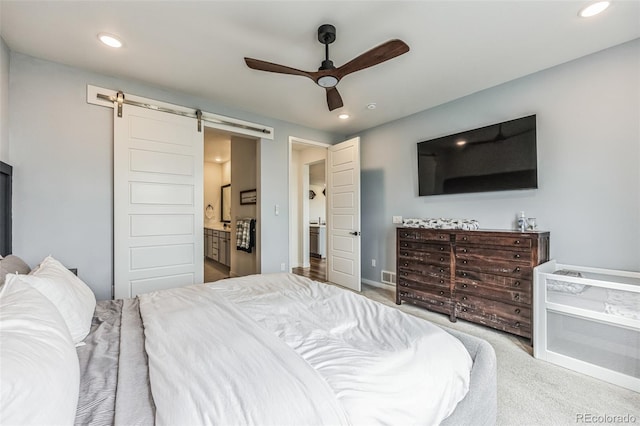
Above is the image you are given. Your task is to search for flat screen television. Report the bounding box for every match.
[417,115,537,196]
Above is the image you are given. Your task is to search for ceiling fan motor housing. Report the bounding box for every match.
[318,24,336,45]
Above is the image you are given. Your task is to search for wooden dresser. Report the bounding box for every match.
[396,228,549,339]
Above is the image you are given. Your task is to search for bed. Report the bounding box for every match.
[534,260,640,392]
[1,254,497,425]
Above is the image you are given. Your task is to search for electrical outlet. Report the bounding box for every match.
[371,259,376,267]
[392,216,403,224]
[280,262,286,271]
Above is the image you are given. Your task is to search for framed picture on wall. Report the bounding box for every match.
[240,189,257,205]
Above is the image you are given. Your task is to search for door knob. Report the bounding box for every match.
[349,231,361,236]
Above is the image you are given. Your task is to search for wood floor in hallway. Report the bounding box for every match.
[292,256,326,282]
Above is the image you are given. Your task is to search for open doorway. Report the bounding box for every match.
[204,127,258,282]
[289,138,329,282]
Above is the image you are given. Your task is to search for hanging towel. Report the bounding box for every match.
[236,219,255,253]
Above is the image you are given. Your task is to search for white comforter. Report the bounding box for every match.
[139,273,472,425]
[139,284,350,426]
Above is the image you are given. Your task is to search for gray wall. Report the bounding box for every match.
[0,37,9,162]
[359,39,640,284]
[9,52,340,300]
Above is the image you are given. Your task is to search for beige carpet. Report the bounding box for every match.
[359,284,639,426]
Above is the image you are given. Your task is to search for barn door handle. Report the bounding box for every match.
[349,231,361,236]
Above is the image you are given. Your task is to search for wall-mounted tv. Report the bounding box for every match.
[417,115,537,196]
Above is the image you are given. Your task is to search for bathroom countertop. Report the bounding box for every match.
[204,225,230,232]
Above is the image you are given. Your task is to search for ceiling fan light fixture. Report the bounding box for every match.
[317,75,339,88]
[98,33,123,48]
[578,1,611,17]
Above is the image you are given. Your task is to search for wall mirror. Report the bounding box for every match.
[221,184,231,223]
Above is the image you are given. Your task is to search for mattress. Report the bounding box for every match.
[75,273,497,425]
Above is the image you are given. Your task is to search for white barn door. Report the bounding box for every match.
[327,137,361,291]
[114,104,203,298]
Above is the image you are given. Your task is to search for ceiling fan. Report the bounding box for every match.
[244,24,410,111]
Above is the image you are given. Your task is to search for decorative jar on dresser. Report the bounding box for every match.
[396,228,550,340]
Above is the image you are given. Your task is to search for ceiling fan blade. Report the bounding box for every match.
[335,39,409,79]
[244,57,315,80]
[326,87,343,111]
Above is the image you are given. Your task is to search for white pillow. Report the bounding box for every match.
[0,274,80,425]
[21,255,96,343]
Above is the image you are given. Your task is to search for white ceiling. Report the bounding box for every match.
[1,1,638,135]
[204,127,231,164]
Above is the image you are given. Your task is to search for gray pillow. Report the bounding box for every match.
[0,255,31,286]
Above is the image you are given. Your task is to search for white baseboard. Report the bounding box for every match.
[361,278,395,290]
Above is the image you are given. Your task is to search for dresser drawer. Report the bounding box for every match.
[398,248,449,266]
[398,289,452,315]
[398,229,451,243]
[398,273,449,289]
[457,260,532,279]
[455,305,531,338]
[398,259,448,276]
[455,270,531,291]
[455,281,531,305]
[456,234,532,248]
[398,278,450,296]
[456,293,530,319]
[398,240,449,254]
[456,245,531,264]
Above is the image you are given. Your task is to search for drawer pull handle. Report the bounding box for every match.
[440,247,445,251]
[515,321,521,328]
[439,279,444,284]
[462,248,468,253]
[402,243,408,247]
[462,236,468,241]
[404,263,408,267]
[515,267,521,272]
[462,283,468,288]
[515,240,521,245]
[515,308,521,314]
[514,254,521,259]
[403,272,408,276]
[439,257,445,262]
[463,260,468,264]
[514,280,521,286]
[461,272,467,277]
[514,294,520,300]
[439,268,444,273]
[462,308,467,312]
[402,252,408,256]
[439,291,444,295]
[439,301,444,305]
[462,296,467,301]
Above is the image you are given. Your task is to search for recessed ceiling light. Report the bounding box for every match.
[578,1,611,18]
[338,113,350,120]
[367,103,377,110]
[214,157,222,162]
[456,140,467,146]
[98,33,123,48]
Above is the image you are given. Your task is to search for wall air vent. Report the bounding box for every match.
[381,270,396,285]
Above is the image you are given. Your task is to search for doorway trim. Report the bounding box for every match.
[288,136,330,273]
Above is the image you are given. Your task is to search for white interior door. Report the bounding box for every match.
[327,137,361,291]
[114,104,203,298]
